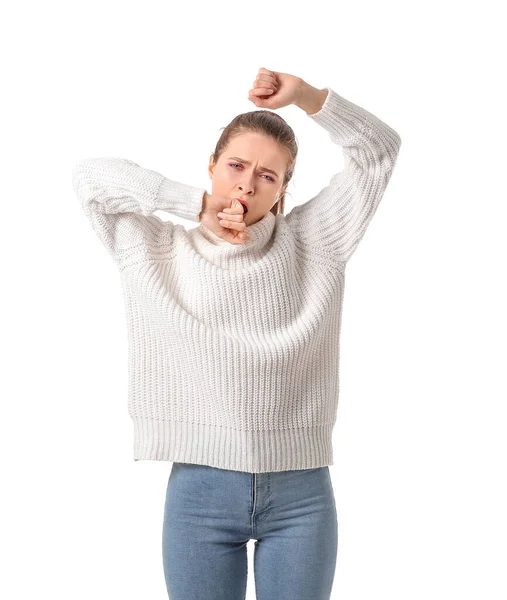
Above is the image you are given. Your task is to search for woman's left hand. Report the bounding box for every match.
[247,68,303,110]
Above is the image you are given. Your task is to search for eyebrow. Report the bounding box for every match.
[226,157,279,179]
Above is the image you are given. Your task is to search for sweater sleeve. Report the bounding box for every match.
[72,157,206,264]
[285,88,402,263]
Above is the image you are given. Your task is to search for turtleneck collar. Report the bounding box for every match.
[188,210,277,268]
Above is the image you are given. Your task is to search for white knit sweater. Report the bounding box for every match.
[72,87,401,473]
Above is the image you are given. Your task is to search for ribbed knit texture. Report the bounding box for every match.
[72,87,401,473]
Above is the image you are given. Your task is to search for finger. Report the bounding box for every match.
[217,212,243,222]
[223,230,249,244]
[253,79,277,92]
[254,77,277,88]
[219,219,248,232]
[222,206,243,215]
[229,199,247,214]
[249,88,274,97]
[258,68,276,78]
[255,74,278,88]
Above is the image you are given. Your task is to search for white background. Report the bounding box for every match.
[2,0,506,598]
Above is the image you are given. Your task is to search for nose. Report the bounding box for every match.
[238,178,254,195]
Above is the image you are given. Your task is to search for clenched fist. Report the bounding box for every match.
[247,67,303,110]
[200,193,250,245]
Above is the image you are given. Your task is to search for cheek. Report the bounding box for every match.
[214,167,235,185]
[211,169,227,192]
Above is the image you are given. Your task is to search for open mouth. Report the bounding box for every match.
[238,201,248,214]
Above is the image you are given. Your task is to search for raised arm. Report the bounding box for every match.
[71,157,206,266]
[285,84,402,263]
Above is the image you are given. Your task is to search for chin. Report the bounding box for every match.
[248,216,262,226]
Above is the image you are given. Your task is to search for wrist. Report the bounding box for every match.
[294,80,328,115]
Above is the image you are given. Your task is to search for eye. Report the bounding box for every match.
[229,163,275,182]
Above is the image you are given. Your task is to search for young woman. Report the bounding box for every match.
[72,67,401,600]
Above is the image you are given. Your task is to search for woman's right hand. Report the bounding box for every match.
[199,193,250,245]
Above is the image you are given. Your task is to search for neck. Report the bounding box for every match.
[189,211,278,268]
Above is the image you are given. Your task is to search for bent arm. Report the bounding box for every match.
[286,87,402,263]
[72,157,206,265]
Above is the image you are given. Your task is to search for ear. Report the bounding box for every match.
[208,154,215,180]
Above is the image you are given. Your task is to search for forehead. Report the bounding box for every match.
[225,132,285,168]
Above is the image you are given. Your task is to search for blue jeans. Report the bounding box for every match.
[162,462,338,600]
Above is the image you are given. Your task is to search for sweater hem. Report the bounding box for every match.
[131,418,335,474]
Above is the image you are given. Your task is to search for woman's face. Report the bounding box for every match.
[208,132,288,226]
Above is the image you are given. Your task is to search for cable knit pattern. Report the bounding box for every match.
[72,87,401,473]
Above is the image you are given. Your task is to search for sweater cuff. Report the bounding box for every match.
[157,178,206,223]
[307,87,369,143]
